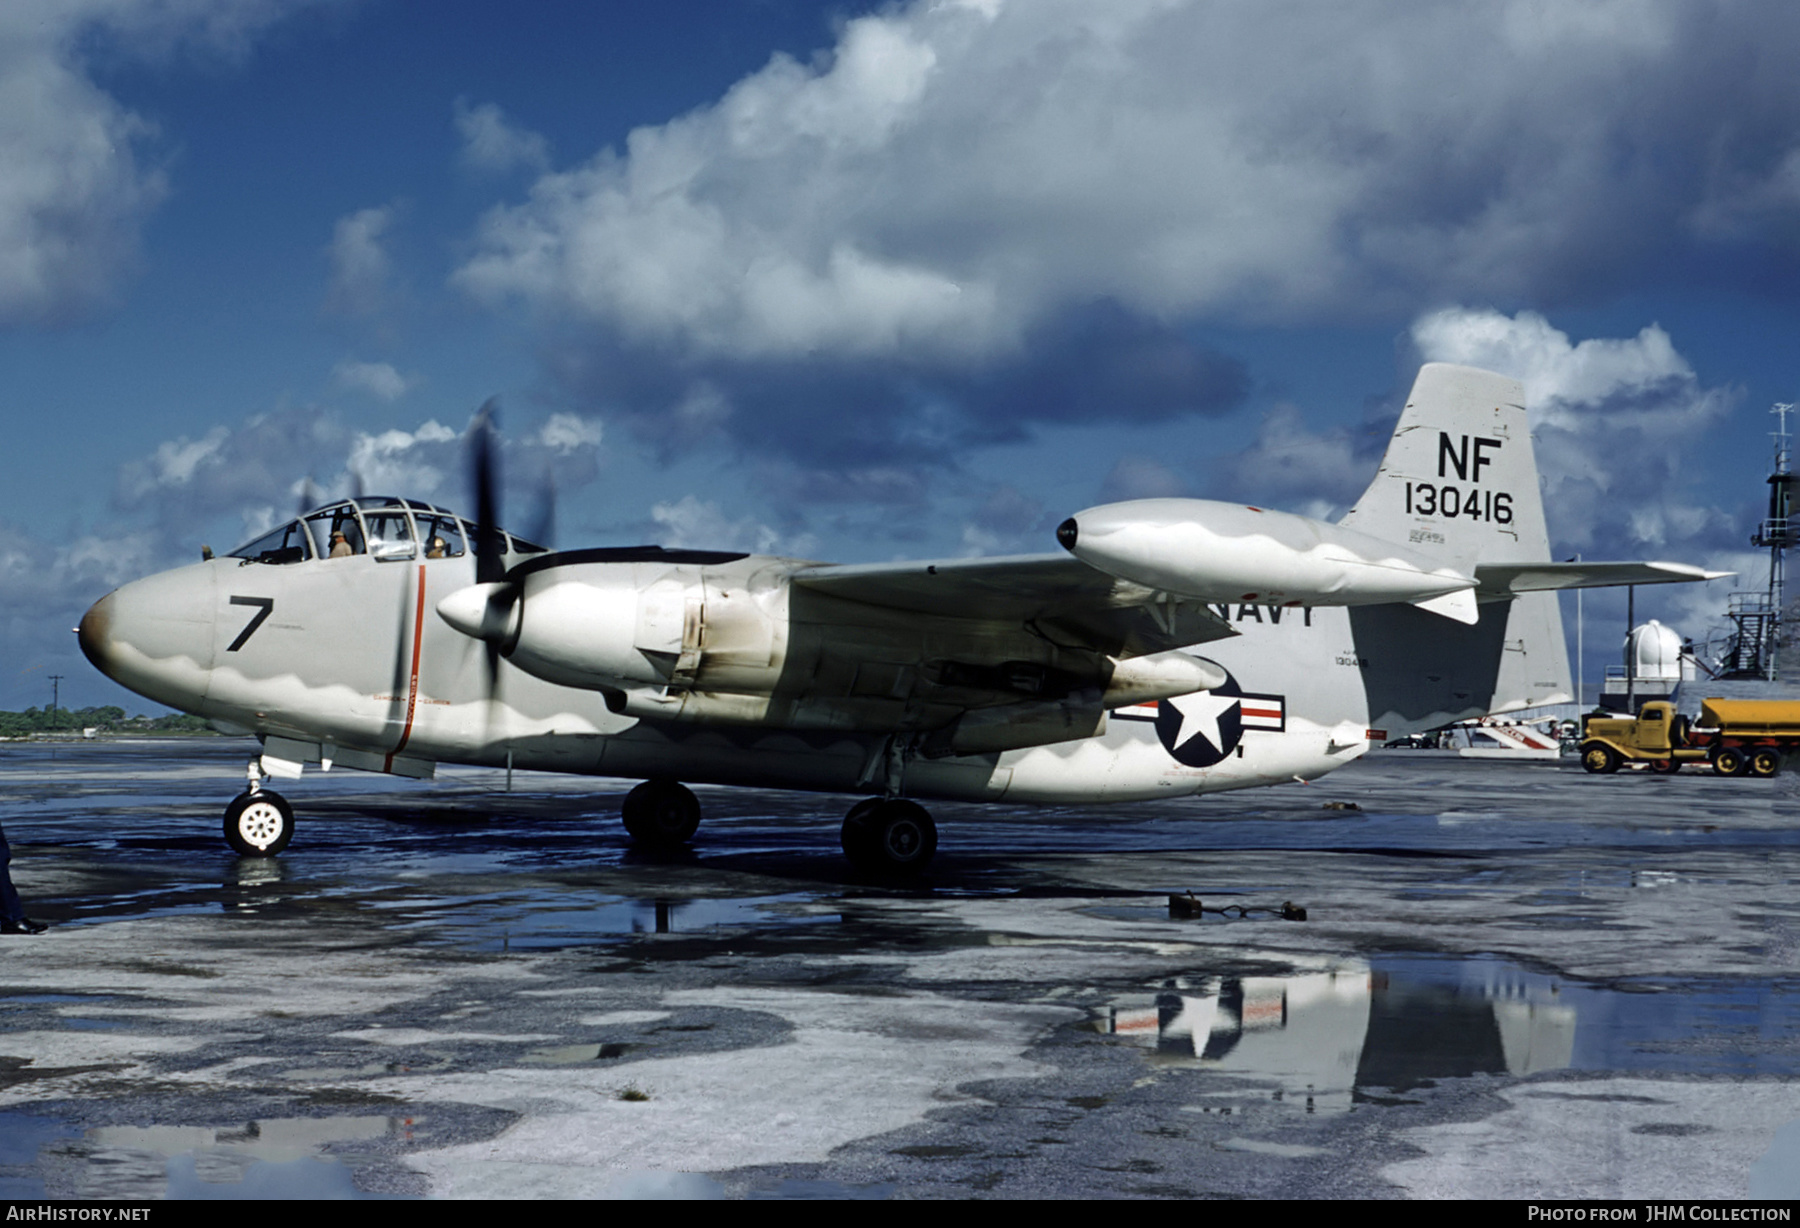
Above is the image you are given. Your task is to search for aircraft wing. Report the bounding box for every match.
[1474,560,1732,599]
[791,552,1237,657]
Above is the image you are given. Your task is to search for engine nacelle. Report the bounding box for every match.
[438,561,787,698]
[507,570,671,690]
[1058,498,1476,621]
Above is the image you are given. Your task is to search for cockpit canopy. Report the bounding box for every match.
[228,497,548,566]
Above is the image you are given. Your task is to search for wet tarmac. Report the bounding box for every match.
[1,738,1797,1199]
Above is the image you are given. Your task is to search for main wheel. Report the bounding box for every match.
[621,779,702,848]
[1713,747,1748,777]
[1648,758,1681,775]
[223,791,294,857]
[840,798,883,863]
[1580,743,1621,774]
[1750,749,1782,778]
[843,799,937,874]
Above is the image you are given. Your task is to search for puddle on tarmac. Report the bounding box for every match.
[6,1114,415,1200]
[411,892,836,951]
[1092,952,1800,1112]
[0,1114,82,1199]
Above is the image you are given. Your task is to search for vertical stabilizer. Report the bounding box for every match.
[1342,364,1572,729]
[1338,364,1550,568]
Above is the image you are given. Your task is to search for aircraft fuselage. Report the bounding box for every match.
[80,545,1372,806]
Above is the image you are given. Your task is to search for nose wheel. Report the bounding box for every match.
[841,798,937,874]
[223,790,295,857]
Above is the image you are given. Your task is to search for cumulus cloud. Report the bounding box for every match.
[1207,403,1374,519]
[649,495,810,556]
[326,205,398,317]
[458,0,1800,363]
[535,412,601,453]
[1210,309,1744,569]
[1410,306,1754,660]
[1096,457,1188,504]
[333,359,414,401]
[957,485,1046,556]
[543,298,1246,487]
[1409,307,1739,561]
[0,518,163,709]
[0,0,318,327]
[107,402,605,562]
[455,99,551,176]
[346,420,460,497]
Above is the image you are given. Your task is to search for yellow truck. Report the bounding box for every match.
[1579,699,1800,777]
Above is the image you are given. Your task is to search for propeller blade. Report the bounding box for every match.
[470,397,506,585]
[297,476,319,518]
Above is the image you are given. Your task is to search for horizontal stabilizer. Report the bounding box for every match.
[1409,587,1479,624]
[1475,560,1730,599]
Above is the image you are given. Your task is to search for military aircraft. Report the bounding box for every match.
[77,364,1722,872]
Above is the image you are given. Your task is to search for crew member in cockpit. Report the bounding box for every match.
[329,531,354,558]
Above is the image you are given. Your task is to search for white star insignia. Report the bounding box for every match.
[1164,691,1241,754]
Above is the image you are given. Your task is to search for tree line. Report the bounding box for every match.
[0,706,212,736]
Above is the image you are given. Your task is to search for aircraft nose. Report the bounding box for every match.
[77,566,219,709]
[77,591,118,676]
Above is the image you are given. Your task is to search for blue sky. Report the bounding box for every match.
[5,0,1799,712]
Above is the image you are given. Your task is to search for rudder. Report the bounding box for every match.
[1338,363,1550,569]
[1342,364,1572,730]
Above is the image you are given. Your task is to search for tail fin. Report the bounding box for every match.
[1342,364,1573,729]
[1338,363,1550,568]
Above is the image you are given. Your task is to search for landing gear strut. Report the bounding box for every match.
[622,778,702,848]
[841,798,937,874]
[222,757,294,857]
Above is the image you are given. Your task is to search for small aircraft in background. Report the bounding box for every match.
[78,364,1722,872]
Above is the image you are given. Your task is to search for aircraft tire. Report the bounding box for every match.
[1580,743,1620,774]
[622,779,701,847]
[1648,758,1681,775]
[1713,748,1748,777]
[840,798,883,863]
[844,799,937,874]
[1750,749,1782,778]
[224,790,294,857]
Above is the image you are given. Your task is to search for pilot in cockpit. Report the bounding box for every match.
[329,531,354,558]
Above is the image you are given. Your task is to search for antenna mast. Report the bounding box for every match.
[1732,403,1795,680]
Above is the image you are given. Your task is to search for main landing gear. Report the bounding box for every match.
[841,798,938,874]
[615,779,940,873]
[621,778,702,849]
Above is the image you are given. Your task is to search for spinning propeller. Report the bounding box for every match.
[438,399,560,708]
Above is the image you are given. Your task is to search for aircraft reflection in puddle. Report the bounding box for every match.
[1095,957,1575,1112]
[59,1116,411,1200]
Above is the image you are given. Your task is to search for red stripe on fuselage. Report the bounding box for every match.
[386,564,428,771]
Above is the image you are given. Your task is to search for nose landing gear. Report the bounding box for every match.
[222,757,294,857]
[223,789,294,857]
